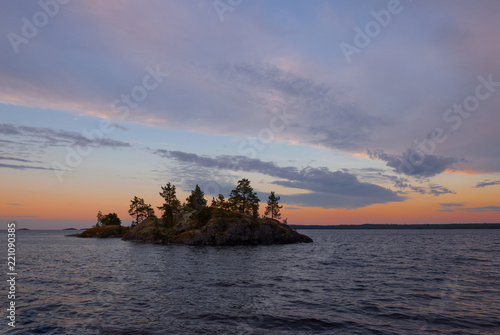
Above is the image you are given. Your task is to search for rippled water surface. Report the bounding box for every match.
[2,229,500,334]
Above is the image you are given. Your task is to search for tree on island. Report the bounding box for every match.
[185,184,207,211]
[95,211,122,226]
[102,213,122,226]
[158,182,181,226]
[158,203,174,227]
[210,194,227,209]
[95,210,104,227]
[265,191,283,220]
[129,196,154,226]
[144,204,156,218]
[229,178,260,217]
[158,183,181,213]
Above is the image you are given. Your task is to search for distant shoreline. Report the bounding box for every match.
[291,223,500,229]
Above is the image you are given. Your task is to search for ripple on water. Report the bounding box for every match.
[3,229,500,334]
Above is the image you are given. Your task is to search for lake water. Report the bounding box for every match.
[2,229,500,334]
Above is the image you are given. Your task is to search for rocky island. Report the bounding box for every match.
[75,208,311,245]
[123,208,312,245]
[75,225,128,238]
[74,179,313,245]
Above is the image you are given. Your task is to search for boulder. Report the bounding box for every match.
[73,225,128,238]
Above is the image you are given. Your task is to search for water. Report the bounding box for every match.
[2,229,500,334]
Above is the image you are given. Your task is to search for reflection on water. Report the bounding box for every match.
[2,229,499,334]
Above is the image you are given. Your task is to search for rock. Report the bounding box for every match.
[73,225,128,238]
[123,208,313,245]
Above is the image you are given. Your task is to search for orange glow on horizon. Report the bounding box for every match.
[2,166,499,228]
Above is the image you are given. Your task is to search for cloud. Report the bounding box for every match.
[152,161,237,197]
[0,124,132,174]
[0,124,130,148]
[428,184,455,197]
[368,149,457,177]
[154,149,403,209]
[0,124,20,135]
[215,62,380,151]
[439,203,465,207]
[437,204,500,213]
[0,2,382,153]
[0,155,39,163]
[2,0,500,175]
[385,175,454,197]
[408,185,427,195]
[463,206,500,212]
[0,163,57,171]
[110,124,128,131]
[278,191,399,210]
[474,180,500,188]
[7,203,22,206]
[398,183,455,197]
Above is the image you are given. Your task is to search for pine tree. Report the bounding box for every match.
[229,179,260,216]
[158,183,181,213]
[210,194,226,209]
[265,191,282,220]
[128,196,149,226]
[144,203,156,218]
[95,210,104,227]
[101,213,122,226]
[186,184,207,210]
[158,182,180,225]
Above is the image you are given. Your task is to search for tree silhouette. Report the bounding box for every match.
[210,194,227,209]
[144,203,156,218]
[229,179,260,216]
[101,212,121,226]
[95,210,104,227]
[186,184,207,210]
[158,182,180,226]
[128,196,151,226]
[158,182,181,213]
[265,191,282,220]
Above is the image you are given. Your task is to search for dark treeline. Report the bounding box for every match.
[291,223,500,230]
[95,178,286,228]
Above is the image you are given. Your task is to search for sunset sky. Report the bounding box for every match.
[1,0,499,229]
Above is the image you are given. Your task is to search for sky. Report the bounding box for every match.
[1,0,499,229]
